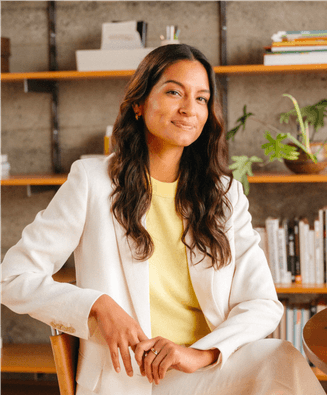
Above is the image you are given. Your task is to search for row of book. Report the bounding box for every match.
[268,299,326,362]
[263,29,327,66]
[255,206,327,285]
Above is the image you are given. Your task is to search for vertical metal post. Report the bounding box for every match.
[218,1,228,132]
[48,1,61,173]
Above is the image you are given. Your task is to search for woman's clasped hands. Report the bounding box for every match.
[90,295,219,385]
[134,337,219,385]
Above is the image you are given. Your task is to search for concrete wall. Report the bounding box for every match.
[1,1,327,344]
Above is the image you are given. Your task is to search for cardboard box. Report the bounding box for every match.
[76,48,155,71]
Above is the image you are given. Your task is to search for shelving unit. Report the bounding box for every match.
[1,63,327,186]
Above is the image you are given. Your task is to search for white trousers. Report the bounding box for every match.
[77,339,325,395]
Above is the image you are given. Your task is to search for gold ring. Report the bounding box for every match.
[151,348,159,356]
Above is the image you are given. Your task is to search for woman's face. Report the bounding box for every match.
[138,60,210,153]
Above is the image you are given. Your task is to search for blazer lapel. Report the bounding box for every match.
[112,216,151,338]
[183,218,224,327]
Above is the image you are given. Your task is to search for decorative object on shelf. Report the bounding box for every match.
[284,142,327,174]
[1,154,10,178]
[228,95,327,194]
[76,21,155,71]
[1,37,10,73]
[104,125,113,155]
[160,25,180,46]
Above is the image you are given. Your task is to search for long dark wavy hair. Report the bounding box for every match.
[109,44,233,269]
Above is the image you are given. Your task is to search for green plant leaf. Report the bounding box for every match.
[229,155,263,195]
[261,132,300,162]
[226,124,242,141]
[286,133,318,163]
[280,99,327,133]
[227,105,254,141]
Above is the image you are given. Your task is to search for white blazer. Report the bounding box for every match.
[1,157,283,395]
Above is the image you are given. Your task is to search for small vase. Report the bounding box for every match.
[283,142,327,174]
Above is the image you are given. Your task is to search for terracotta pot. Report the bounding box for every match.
[283,141,327,174]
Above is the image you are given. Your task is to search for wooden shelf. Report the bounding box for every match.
[1,174,68,186]
[1,63,327,82]
[248,172,327,183]
[2,171,327,186]
[276,283,327,294]
[213,63,327,75]
[1,343,56,374]
[1,69,135,81]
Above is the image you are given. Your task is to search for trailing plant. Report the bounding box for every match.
[227,95,327,194]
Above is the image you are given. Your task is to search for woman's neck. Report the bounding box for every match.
[148,148,182,183]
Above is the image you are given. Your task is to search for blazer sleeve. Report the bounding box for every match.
[191,179,284,369]
[1,160,104,339]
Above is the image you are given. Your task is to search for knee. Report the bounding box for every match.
[256,339,306,366]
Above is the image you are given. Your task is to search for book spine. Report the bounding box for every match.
[293,218,302,284]
[265,218,281,283]
[278,227,289,283]
[287,224,297,283]
[308,229,315,284]
[286,303,293,345]
[314,219,323,284]
[280,299,287,341]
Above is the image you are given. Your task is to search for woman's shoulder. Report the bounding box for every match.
[68,154,114,190]
[220,175,240,197]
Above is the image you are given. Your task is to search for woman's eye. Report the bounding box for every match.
[197,97,209,104]
[167,90,181,96]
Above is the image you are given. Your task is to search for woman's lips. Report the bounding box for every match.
[171,121,195,130]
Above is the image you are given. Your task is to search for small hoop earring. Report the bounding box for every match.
[135,114,141,121]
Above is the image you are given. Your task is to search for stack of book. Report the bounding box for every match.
[264,29,327,66]
[255,206,327,285]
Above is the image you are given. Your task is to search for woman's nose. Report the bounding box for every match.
[179,98,196,116]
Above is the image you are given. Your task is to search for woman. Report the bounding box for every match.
[1,44,324,395]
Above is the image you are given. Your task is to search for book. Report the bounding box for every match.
[293,218,302,284]
[264,50,327,66]
[299,218,310,284]
[284,219,297,282]
[286,303,294,345]
[272,39,327,52]
[272,30,327,43]
[278,227,290,284]
[265,217,281,283]
[314,219,324,284]
[279,299,287,341]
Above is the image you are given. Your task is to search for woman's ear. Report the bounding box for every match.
[132,103,143,119]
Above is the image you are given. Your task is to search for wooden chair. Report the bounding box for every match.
[50,328,79,395]
[302,307,327,375]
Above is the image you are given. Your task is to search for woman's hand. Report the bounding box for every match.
[89,294,148,377]
[134,337,220,385]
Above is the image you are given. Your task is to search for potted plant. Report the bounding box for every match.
[227,94,327,194]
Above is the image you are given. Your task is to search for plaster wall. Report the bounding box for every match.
[1,1,327,345]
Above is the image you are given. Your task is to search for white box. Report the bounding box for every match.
[76,48,156,71]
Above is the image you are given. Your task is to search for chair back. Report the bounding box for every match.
[50,330,79,395]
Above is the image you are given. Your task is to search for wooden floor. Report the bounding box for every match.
[1,380,60,395]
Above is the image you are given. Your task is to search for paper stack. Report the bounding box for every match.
[76,21,155,71]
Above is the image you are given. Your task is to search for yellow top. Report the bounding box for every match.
[146,177,211,346]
